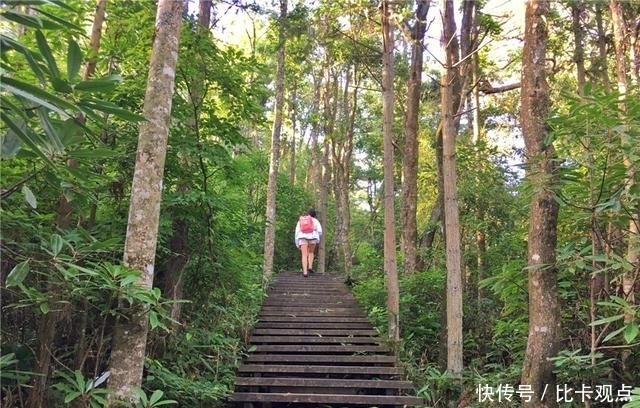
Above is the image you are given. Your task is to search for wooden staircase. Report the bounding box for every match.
[229,271,424,407]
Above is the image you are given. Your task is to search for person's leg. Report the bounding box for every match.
[307,242,316,272]
[300,240,309,275]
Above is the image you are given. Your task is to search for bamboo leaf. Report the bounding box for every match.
[67,39,82,81]
[22,184,37,209]
[37,108,66,152]
[1,126,23,159]
[0,10,43,29]
[6,261,30,287]
[74,75,122,93]
[1,75,76,116]
[0,113,55,166]
[79,99,144,122]
[35,30,59,77]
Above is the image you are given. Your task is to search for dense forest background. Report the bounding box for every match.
[1,0,639,407]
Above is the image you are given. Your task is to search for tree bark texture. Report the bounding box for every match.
[381,0,400,343]
[520,1,561,406]
[107,0,183,403]
[262,0,287,282]
[440,0,463,379]
[401,0,429,275]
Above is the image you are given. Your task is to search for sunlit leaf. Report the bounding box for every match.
[22,184,37,209]
[6,261,30,287]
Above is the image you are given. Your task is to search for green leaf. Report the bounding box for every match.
[149,389,164,405]
[22,184,37,209]
[64,391,82,404]
[0,113,55,166]
[74,75,122,92]
[79,99,145,122]
[37,108,66,152]
[1,75,77,117]
[39,302,50,314]
[35,30,59,77]
[0,10,44,29]
[68,148,118,159]
[1,126,23,159]
[591,314,625,326]
[6,261,30,287]
[67,39,82,81]
[149,311,160,329]
[623,322,639,344]
[50,234,63,257]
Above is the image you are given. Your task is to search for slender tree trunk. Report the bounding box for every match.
[263,0,287,283]
[609,0,638,373]
[317,67,336,274]
[331,68,356,275]
[520,2,560,406]
[107,1,183,403]
[401,0,429,275]
[381,0,400,344]
[440,0,463,380]
[571,0,586,97]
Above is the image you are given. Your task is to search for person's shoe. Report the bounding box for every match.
[308,268,314,274]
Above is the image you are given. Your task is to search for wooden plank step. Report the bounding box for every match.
[249,336,380,344]
[257,315,371,323]
[254,321,374,329]
[259,310,365,317]
[252,328,378,336]
[234,377,413,389]
[229,392,424,405]
[244,354,396,364]
[251,344,389,353]
[237,364,404,375]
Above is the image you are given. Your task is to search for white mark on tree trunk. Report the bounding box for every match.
[534,326,548,332]
[531,253,540,261]
[146,264,154,275]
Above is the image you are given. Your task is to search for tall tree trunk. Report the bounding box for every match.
[401,0,429,275]
[609,0,638,373]
[331,68,356,275]
[107,0,183,403]
[262,0,287,282]
[520,2,561,406]
[440,0,463,380]
[317,67,336,274]
[381,0,400,344]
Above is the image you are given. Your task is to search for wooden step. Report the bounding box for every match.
[244,354,396,364]
[229,392,424,406]
[229,272,423,407]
